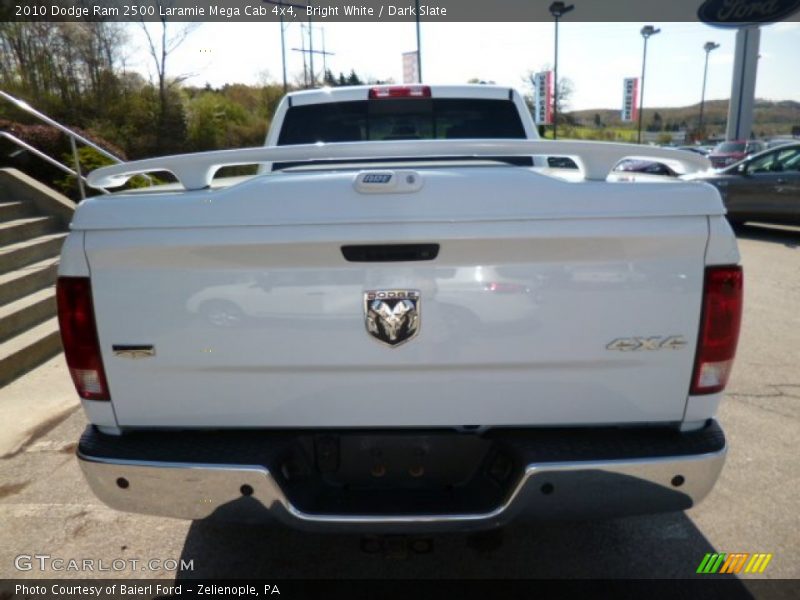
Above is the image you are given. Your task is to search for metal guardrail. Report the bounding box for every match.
[0,89,148,199]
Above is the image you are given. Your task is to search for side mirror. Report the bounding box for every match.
[736,163,749,175]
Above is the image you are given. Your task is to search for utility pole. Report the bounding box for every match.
[321,28,329,80]
[308,17,314,87]
[262,0,306,93]
[280,15,287,92]
[298,25,307,87]
[292,28,334,89]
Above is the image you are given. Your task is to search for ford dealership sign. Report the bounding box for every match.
[698,0,800,26]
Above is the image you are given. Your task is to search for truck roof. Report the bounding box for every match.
[284,84,521,107]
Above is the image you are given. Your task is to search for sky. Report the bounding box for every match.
[126,21,800,111]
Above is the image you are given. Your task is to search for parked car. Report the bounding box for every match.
[686,143,800,226]
[546,156,579,169]
[765,138,795,149]
[708,140,765,168]
[678,145,711,156]
[612,158,679,177]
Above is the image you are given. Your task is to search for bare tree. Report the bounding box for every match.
[0,21,127,122]
[139,6,198,150]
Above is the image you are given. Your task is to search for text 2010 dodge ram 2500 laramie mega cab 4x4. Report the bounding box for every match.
[61,85,742,531]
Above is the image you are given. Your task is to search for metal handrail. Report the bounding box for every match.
[0,89,149,198]
[0,90,124,163]
[0,132,107,195]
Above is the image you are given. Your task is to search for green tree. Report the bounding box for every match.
[0,21,127,125]
[139,13,199,152]
[186,92,250,151]
[346,69,363,86]
[649,111,663,132]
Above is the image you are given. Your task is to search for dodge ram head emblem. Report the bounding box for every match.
[364,290,420,347]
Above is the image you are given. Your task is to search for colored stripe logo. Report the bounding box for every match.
[697,553,773,574]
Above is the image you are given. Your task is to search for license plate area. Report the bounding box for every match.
[273,432,521,516]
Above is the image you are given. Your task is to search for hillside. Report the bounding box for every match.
[568,99,800,137]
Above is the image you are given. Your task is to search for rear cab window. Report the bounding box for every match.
[277,99,527,145]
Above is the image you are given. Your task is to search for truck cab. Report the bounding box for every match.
[258,84,539,173]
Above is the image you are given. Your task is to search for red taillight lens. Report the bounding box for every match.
[690,266,743,395]
[56,277,110,401]
[369,85,431,99]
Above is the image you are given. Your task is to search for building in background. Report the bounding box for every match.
[621,77,639,122]
[402,51,419,84]
[533,70,553,125]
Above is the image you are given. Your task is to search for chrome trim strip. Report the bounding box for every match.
[112,345,156,359]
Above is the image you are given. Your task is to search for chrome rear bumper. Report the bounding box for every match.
[77,423,726,532]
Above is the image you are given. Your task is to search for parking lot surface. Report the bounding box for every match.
[0,223,798,581]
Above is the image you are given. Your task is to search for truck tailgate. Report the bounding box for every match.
[78,168,717,428]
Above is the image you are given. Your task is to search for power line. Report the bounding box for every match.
[292,23,335,88]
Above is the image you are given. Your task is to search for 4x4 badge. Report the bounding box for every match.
[606,335,687,352]
[364,290,420,347]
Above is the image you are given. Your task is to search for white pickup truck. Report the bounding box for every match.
[62,85,742,531]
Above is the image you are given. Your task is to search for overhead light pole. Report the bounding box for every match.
[415,0,422,82]
[637,24,660,144]
[699,41,720,136]
[548,1,574,140]
[280,16,288,92]
[308,17,315,87]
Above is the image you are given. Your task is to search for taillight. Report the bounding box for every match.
[690,266,743,395]
[56,277,110,401]
[369,85,431,99]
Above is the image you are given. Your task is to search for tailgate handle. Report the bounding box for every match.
[341,244,439,262]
